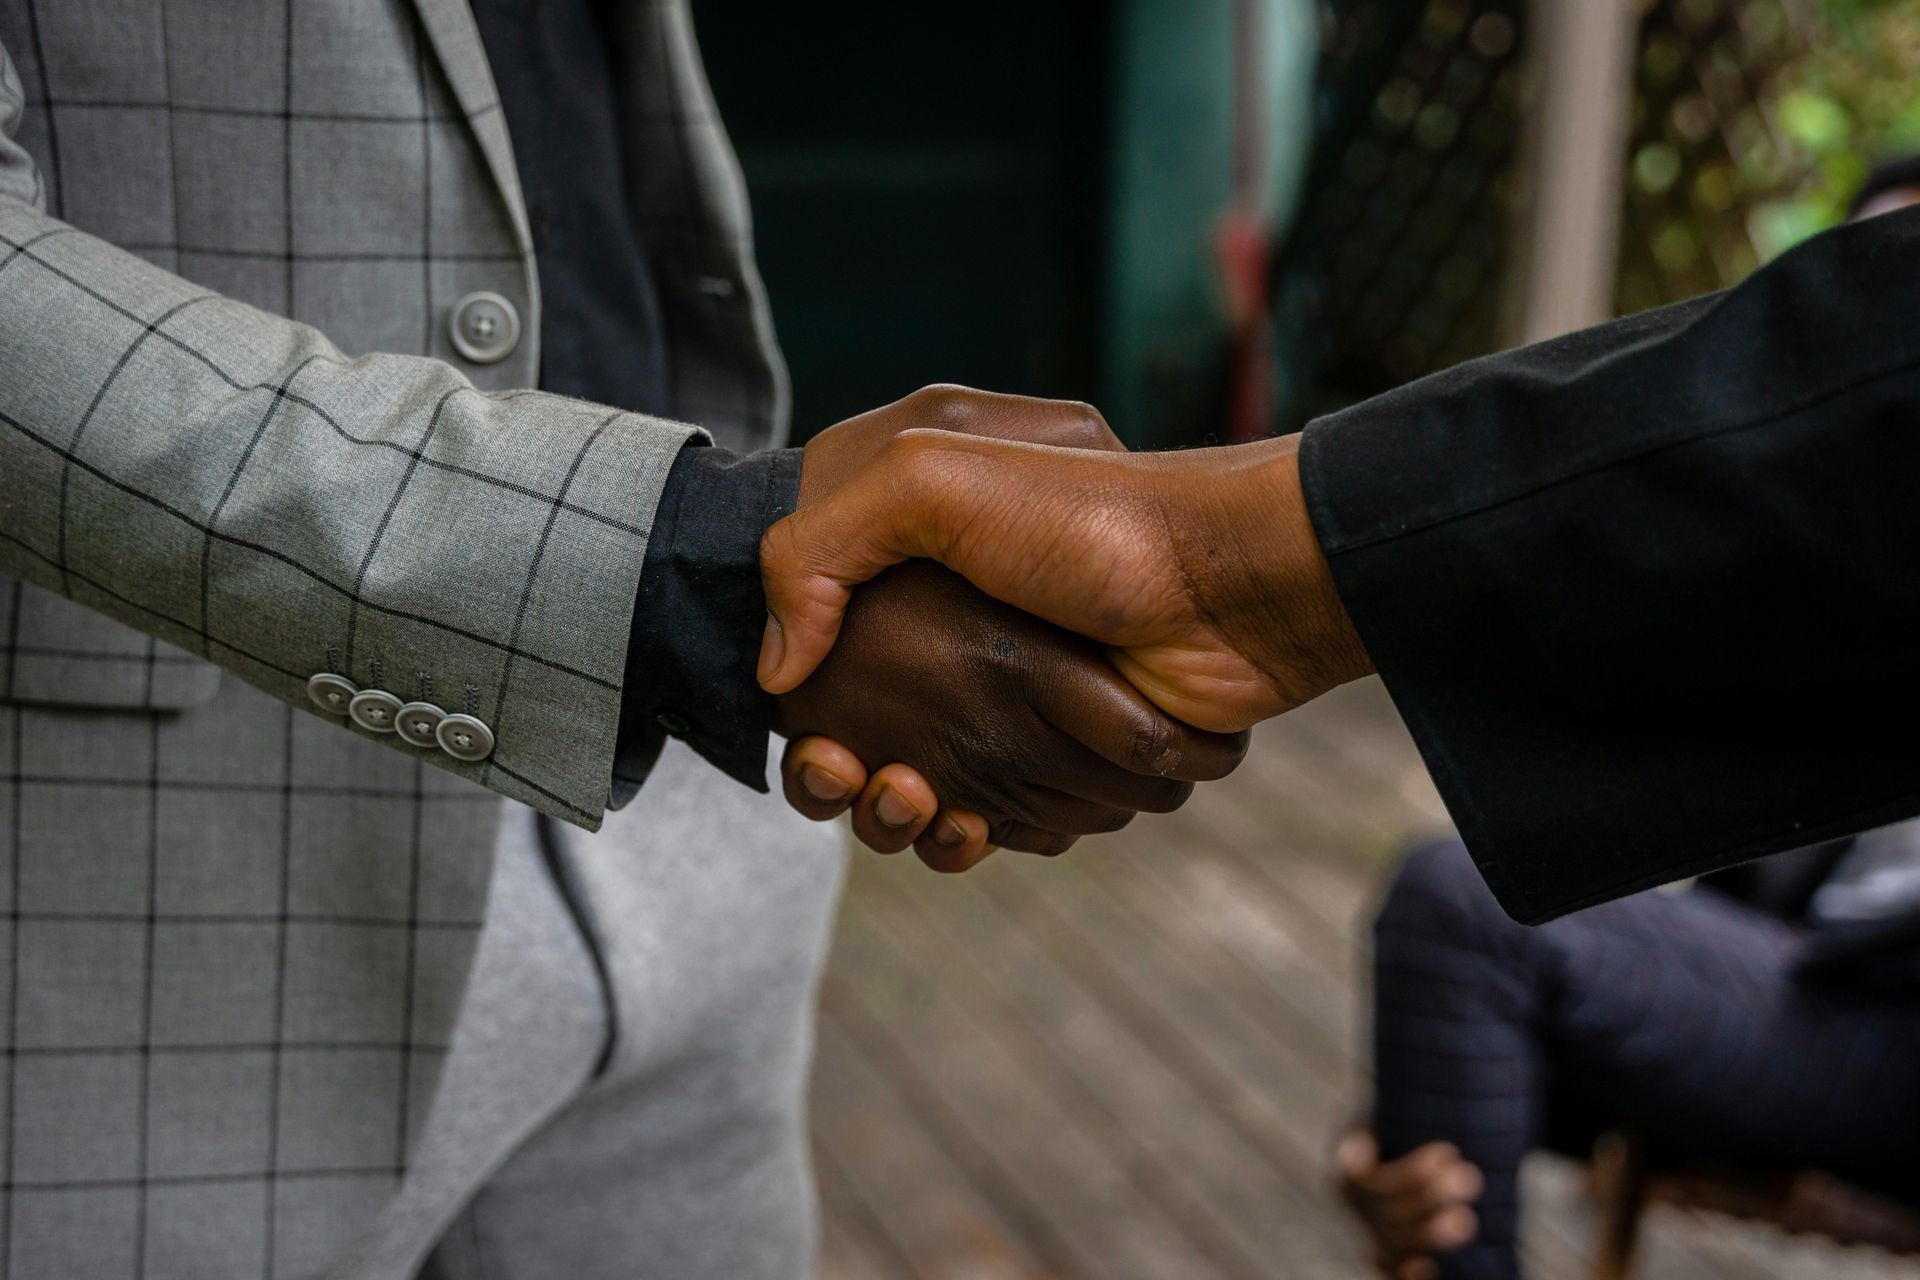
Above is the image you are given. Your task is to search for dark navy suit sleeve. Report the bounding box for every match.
[614,444,802,801]
[1300,208,1920,924]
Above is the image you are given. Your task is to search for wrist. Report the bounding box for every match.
[1179,435,1373,711]
[623,445,799,793]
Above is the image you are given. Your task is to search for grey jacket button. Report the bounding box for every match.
[307,673,358,715]
[436,713,495,763]
[395,701,446,748]
[348,688,404,733]
[448,291,521,364]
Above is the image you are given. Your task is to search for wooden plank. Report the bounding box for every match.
[1096,811,1366,1076]
[810,1018,1037,1279]
[1171,771,1384,979]
[1262,681,1451,837]
[814,1154,921,1280]
[1132,803,1370,990]
[871,860,1374,1277]
[824,889,1227,1279]
[980,858,1360,1168]
[816,696,1909,1280]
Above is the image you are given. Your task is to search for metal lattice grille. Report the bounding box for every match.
[1275,0,1531,424]
[1615,0,1822,314]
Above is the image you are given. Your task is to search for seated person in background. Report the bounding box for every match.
[1338,825,1920,1280]
[1337,160,1920,1280]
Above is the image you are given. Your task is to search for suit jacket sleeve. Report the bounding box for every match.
[0,48,701,832]
[1300,209,1920,924]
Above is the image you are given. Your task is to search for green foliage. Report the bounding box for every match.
[1749,0,1920,256]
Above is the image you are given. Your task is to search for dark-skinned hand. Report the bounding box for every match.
[1336,1130,1484,1280]
[776,386,1249,870]
[761,427,1374,736]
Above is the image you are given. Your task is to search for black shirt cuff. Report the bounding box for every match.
[618,442,803,796]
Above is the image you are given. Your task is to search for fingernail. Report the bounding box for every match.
[800,765,852,803]
[935,816,967,847]
[875,788,917,829]
[756,614,786,687]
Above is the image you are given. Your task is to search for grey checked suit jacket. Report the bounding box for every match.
[0,3,826,1277]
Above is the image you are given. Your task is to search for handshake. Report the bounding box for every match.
[759,385,1376,870]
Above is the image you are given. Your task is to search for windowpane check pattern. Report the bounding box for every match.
[0,0,789,1275]
[1,693,497,1279]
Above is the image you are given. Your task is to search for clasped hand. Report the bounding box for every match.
[766,385,1373,870]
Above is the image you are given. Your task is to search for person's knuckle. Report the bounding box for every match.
[1028,830,1078,857]
[1176,732,1249,783]
[883,426,957,480]
[756,518,786,566]
[758,514,817,588]
[1126,714,1178,776]
[989,807,1083,852]
[1139,777,1194,814]
[1060,400,1116,450]
[975,780,1029,828]
[851,810,902,852]
[920,844,975,874]
[1218,730,1253,774]
[1001,784,1059,833]
[907,383,985,427]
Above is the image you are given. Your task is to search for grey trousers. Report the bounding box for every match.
[418,742,847,1280]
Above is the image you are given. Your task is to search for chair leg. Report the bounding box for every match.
[1590,1131,1652,1280]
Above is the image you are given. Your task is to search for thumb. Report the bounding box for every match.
[756,509,877,693]
[757,451,939,692]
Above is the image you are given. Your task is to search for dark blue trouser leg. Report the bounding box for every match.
[1372,840,1540,1280]
[1370,839,1920,1280]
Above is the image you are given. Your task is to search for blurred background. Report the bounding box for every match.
[696,2,1920,1276]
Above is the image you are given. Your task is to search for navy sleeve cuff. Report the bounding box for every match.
[616,443,803,797]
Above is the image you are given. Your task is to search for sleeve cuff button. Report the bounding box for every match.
[436,713,496,762]
[396,702,446,747]
[348,688,404,733]
[306,672,359,715]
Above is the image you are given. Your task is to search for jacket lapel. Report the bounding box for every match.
[408,0,533,255]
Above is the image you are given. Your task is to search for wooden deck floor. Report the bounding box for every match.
[809,678,1919,1280]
